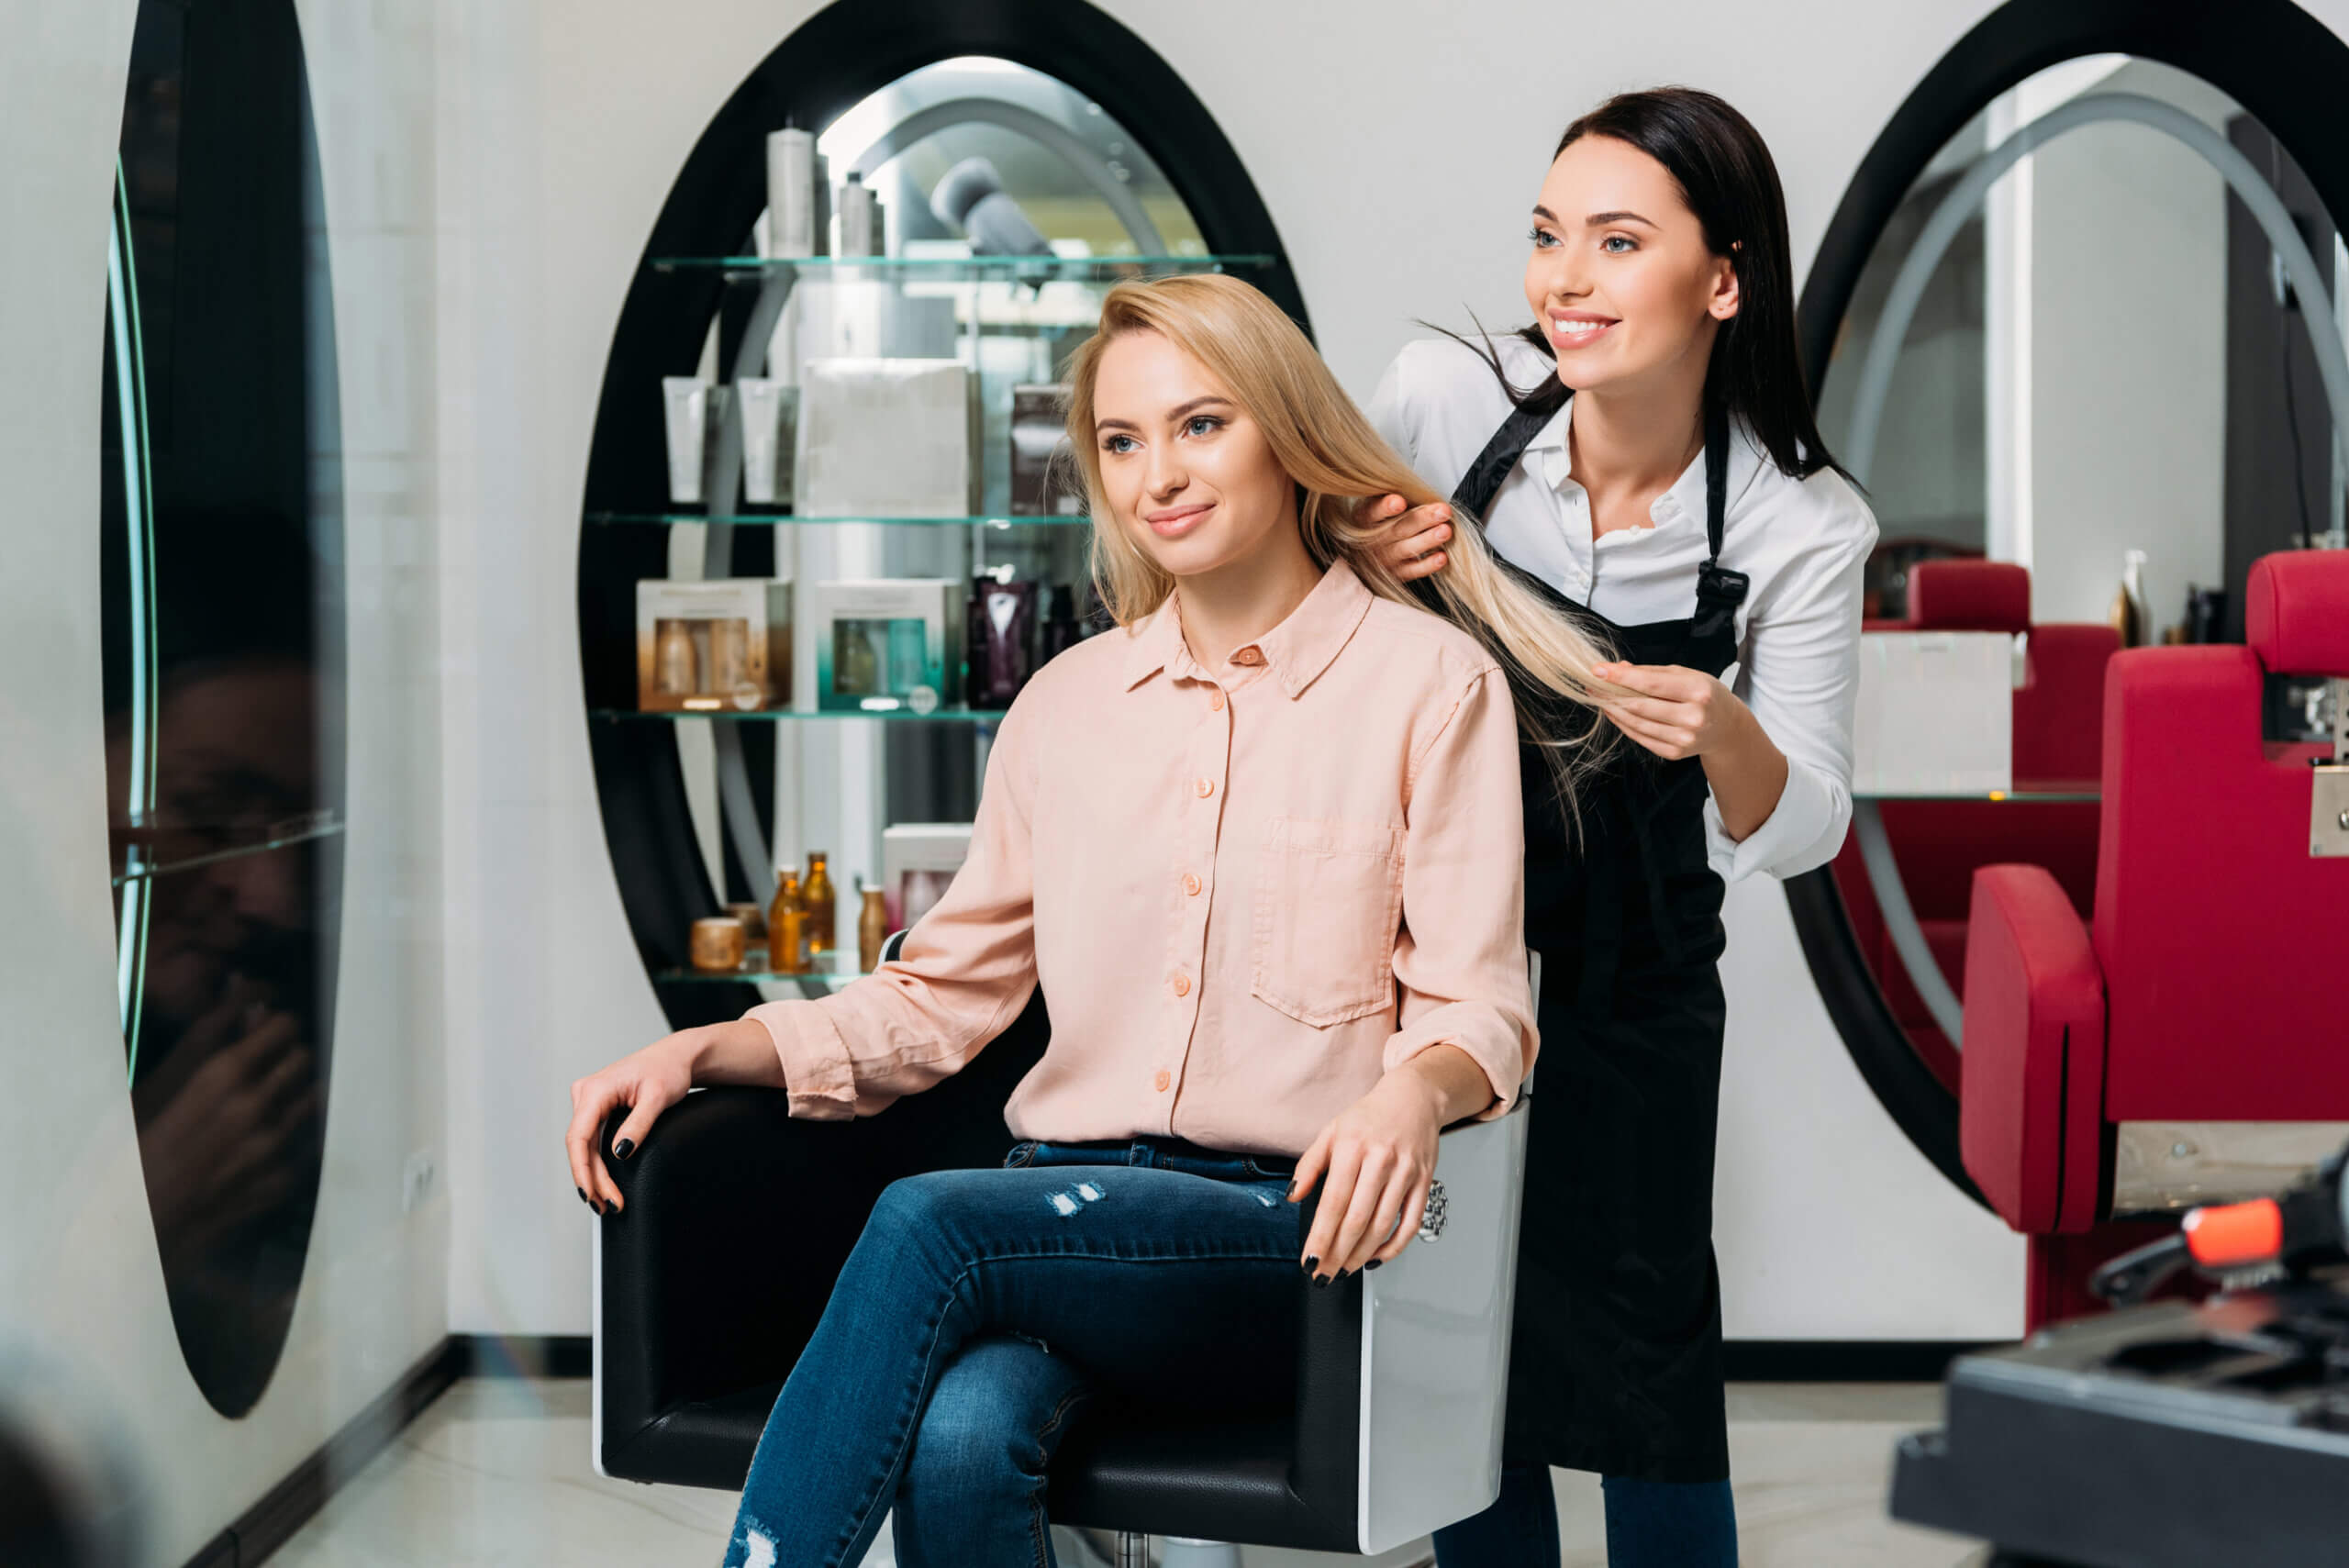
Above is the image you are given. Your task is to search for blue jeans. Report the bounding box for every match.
[1431,1460,1739,1567]
[723,1138,1298,1568]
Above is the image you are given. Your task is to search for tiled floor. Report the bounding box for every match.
[268,1379,1987,1566]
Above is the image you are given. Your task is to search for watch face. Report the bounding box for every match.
[907,684,941,716]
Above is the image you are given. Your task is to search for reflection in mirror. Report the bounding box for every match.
[1820,54,2347,631]
[100,0,344,1418]
[1815,54,2349,1075]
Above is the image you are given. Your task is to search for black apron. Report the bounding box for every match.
[1451,392,1744,1483]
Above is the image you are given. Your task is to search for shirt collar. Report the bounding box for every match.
[1120,559,1375,698]
[1528,394,1759,532]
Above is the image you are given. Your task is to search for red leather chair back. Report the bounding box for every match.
[1907,560,2030,634]
[2092,551,2349,1121]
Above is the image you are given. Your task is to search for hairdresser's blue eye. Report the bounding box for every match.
[1601,234,1636,254]
[1102,434,1138,455]
[1185,415,1222,438]
[1528,227,1560,249]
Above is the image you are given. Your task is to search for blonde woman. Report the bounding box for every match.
[563,272,1625,1568]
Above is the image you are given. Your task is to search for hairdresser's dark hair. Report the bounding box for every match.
[1460,85,1844,484]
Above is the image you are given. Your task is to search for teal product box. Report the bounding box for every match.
[797,579,964,714]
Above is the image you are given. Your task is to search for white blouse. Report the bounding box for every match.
[1368,334,1879,884]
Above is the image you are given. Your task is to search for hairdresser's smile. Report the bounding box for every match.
[1547,310,1619,350]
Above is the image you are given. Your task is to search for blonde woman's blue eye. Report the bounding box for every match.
[1601,235,1635,253]
[1186,415,1221,437]
[1528,227,1559,249]
[1103,434,1136,454]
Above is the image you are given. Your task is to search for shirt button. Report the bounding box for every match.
[1171,973,1191,997]
[1183,873,1202,896]
[1153,1069,1172,1093]
[1234,648,1262,666]
[1208,689,1225,711]
[1195,777,1214,798]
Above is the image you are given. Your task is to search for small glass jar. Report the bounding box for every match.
[689,916,747,973]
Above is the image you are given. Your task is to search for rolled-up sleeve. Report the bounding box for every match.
[1704,490,1877,882]
[746,695,1041,1119]
[1382,667,1539,1118]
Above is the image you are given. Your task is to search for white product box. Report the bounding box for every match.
[794,578,965,714]
[1852,630,2014,796]
[635,576,793,712]
[794,358,974,517]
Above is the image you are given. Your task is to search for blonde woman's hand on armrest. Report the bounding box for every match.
[564,1018,781,1215]
[1287,1042,1494,1280]
[1363,493,1454,583]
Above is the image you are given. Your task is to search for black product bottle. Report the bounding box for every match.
[1041,584,1081,660]
[976,579,1039,707]
[964,576,993,708]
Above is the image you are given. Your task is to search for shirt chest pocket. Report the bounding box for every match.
[1250,816,1406,1029]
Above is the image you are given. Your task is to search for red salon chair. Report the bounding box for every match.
[591,931,1534,1558]
[1960,550,2349,1328]
[1832,560,2117,1086]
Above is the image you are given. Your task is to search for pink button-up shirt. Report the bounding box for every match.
[748,561,1538,1157]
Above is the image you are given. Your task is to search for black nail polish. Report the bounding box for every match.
[1303,1255,1319,1272]
[1364,1259,1383,1271]
[1312,1273,1330,1288]
[613,1138,635,1162]
[576,1186,587,1205]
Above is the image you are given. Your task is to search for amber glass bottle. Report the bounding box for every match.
[768,868,805,974]
[803,851,836,955]
[858,885,889,973]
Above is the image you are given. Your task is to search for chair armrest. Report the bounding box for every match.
[1960,865,2106,1234]
[1289,1098,1532,1553]
[596,986,1048,1477]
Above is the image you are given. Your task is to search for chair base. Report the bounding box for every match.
[1108,1535,1242,1568]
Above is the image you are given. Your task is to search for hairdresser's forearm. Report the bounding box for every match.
[675,1018,790,1088]
[1701,695,1791,843]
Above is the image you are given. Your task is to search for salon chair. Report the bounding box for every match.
[1831,559,2117,1082]
[594,931,1534,1557]
[1959,549,2349,1328]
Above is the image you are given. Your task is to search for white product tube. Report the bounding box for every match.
[737,377,786,505]
[837,175,875,259]
[662,376,710,506]
[766,128,817,259]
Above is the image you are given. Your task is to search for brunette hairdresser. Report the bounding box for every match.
[1367,87,1877,1568]
[562,272,1642,1568]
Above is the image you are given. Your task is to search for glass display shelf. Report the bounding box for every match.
[655,951,867,991]
[647,251,1275,280]
[111,807,347,887]
[593,706,1002,724]
[585,510,1091,528]
[1857,784,2100,803]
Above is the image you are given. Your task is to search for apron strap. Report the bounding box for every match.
[1450,387,1566,523]
[1692,397,1749,646]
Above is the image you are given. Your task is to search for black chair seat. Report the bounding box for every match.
[602,1381,781,1492]
[1048,1409,1350,1551]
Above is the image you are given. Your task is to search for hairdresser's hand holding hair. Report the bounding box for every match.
[1363,493,1457,583]
[1376,485,1784,835]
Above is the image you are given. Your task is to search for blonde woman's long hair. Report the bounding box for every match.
[1063,272,1622,810]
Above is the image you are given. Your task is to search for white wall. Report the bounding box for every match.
[440,0,2058,1345]
[0,1,451,1562]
